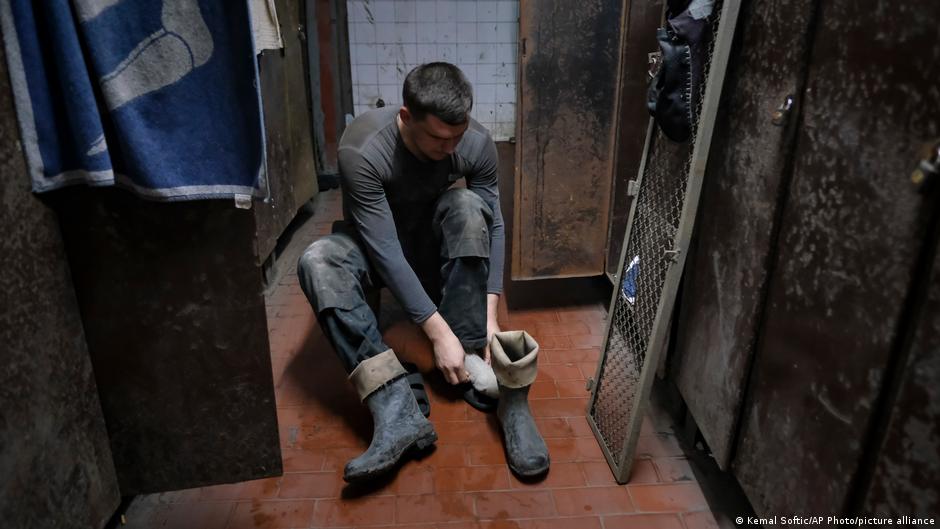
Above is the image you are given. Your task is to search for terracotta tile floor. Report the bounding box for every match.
[123,189,719,529]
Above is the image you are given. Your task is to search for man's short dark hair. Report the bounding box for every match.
[402,62,473,125]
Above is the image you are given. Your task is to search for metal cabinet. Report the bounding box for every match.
[513,0,627,280]
[668,0,940,517]
[0,48,120,529]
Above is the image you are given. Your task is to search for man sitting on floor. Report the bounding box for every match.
[297,62,506,482]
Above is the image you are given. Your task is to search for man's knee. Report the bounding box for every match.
[434,189,493,258]
[437,188,488,216]
[297,235,364,312]
[298,236,344,276]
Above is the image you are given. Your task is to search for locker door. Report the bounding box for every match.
[733,0,940,514]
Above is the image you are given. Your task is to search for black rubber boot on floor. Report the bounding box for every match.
[497,384,550,477]
[343,376,438,483]
[491,331,550,477]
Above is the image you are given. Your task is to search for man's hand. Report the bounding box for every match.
[482,294,501,364]
[421,312,468,385]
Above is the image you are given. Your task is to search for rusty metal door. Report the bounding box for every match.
[254,0,320,266]
[606,0,664,280]
[56,192,283,495]
[587,0,743,483]
[732,0,940,515]
[862,199,940,517]
[513,0,626,280]
[668,0,820,470]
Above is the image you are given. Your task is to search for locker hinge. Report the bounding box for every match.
[627,179,639,196]
[586,378,595,391]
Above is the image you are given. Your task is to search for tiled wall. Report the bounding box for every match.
[347,0,519,140]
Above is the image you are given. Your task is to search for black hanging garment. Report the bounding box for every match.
[647,0,715,143]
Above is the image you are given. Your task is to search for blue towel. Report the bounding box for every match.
[0,0,267,201]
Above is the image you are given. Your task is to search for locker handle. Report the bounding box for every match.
[911,139,940,193]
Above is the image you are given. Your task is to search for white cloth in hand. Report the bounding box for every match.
[464,353,499,399]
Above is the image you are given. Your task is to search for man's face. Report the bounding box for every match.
[402,109,469,161]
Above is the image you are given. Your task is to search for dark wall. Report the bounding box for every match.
[0,48,119,528]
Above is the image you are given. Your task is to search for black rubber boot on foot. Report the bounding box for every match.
[343,376,438,483]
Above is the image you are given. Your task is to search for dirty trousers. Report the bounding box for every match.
[297,188,494,373]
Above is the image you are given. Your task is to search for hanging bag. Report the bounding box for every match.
[647,0,715,143]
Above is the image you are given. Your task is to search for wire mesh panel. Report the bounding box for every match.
[587,0,742,483]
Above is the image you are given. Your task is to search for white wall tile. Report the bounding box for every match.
[438,43,458,62]
[476,43,496,63]
[497,0,518,21]
[416,0,437,21]
[394,0,416,22]
[378,63,400,85]
[371,0,395,22]
[477,1,498,21]
[457,43,479,63]
[496,43,516,64]
[436,22,458,43]
[475,83,497,104]
[378,84,401,103]
[375,23,397,44]
[354,22,376,44]
[496,81,515,103]
[357,84,381,105]
[401,43,418,63]
[393,22,417,43]
[416,43,439,63]
[356,64,379,85]
[494,22,516,43]
[352,43,378,64]
[491,121,514,139]
[456,0,475,20]
[376,43,404,64]
[348,0,368,22]
[474,102,496,120]
[435,0,457,22]
[416,22,437,43]
[459,63,478,85]
[496,102,514,122]
[349,0,518,139]
[480,63,505,81]
[477,22,499,42]
[457,22,476,43]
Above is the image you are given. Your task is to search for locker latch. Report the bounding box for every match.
[911,139,940,193]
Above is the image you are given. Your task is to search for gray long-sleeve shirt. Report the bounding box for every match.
[338,107,505,324]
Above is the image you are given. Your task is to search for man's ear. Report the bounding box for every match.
[399,106,411,125]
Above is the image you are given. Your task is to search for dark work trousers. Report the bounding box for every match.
[297,188,494,374]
